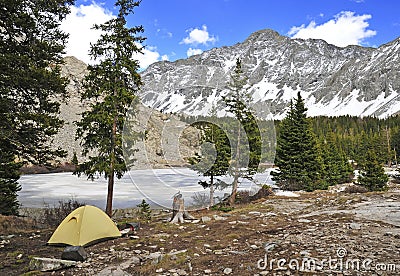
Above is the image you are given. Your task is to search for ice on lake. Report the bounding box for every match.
[18,168,276,209]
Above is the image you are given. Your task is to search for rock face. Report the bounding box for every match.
[53,56,88,162]
[139,29,400,118]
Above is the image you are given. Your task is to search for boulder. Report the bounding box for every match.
[29,257,76,271]
[61,246,87,262]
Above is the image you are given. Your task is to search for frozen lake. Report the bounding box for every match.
[18,168,276,209]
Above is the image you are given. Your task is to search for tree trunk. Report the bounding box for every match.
[106,171,114,217]
[210,174,214,207]
[170,194,195,223]
[170,197,185,223]
[106,114,117,217]
[229,120,241,206]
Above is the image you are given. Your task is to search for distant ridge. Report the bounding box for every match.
[138,29,400,119]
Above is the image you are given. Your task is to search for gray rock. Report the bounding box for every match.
[223,267,233,274]
[349,223,362,230]
[201,216,212,223]
[177,269,187,275]
[96,266,131,276]
[61,246,87,262]
[213,215,227,221]
[298,219,311,223]
[144,252,164,264]
[300,250,311,257]
[214,250,223,255]
[29,257,77,271]
[263,242,277,252]
[248,211,261,216]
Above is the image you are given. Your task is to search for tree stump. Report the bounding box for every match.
[170,192,195,223]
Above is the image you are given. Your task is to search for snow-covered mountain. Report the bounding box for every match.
[139,29,400,119]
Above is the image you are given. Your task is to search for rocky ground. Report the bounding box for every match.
[1,184,399,276]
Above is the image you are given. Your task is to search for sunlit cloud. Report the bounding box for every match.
[187,48,203,57]
[60,2,115,64]
[181,25,217,45]
[288,11,376,47]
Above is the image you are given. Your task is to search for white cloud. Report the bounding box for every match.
[60,3,115,64]
[133,45,169,69]
[288,11,376,47]
[181,25,217,45]
[61,3,166,69]
[187,48,203,57]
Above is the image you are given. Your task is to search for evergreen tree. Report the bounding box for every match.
[271,92,323,191]
[75,0,144,216]
[0,0,73,215]
[223,58,262,205]
[358,150,388,191]
[320,133,353,186]
[0,148,21,215]
[391,128,400,165]
[137,199,151,221]
[190,113,231,206]
[71,151,79,166]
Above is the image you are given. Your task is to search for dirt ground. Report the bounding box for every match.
[1,184,400,276]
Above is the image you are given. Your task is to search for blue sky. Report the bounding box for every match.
[62,0,400,68]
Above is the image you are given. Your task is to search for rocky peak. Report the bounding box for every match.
[139,29,400,118]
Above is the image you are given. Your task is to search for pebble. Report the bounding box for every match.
[177,269,187,275]
[298,219,311,223]
[248,211,261,216]
[224,267,233,274]
[349,223,362,230]
[213,215,227,221]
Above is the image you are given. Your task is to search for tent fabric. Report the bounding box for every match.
[47,205,121,246]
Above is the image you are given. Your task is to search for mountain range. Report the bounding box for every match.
[139,29,400,119]
[56,29,400,163]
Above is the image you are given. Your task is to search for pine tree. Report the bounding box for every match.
[75,0,144,216]
[0,148,21,215]
[271,92,323,191]
[0,0,73,215]
[71,151,79,166]
[223,58,262,205]
[190,111,231,206]
[321,132,353,186]
[137,199,151,221]
[358,150,388,191]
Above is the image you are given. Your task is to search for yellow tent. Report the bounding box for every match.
[47,205,121,246]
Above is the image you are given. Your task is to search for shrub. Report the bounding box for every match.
[136,199,152,222]
[41,199,85,227]
[191,192,210,209]
[211,204,234,212]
